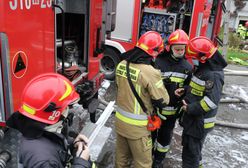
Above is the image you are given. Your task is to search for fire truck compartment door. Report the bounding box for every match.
[111,0,135,41]
[0,0,55,120]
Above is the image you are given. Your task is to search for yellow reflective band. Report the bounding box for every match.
[134,84,141,115]
[170,32,179,41]
[187,47,197,55]
[23,104,36,115]
[204,122,215,129]
[59,80,72,101]
[190,81,205,91]
[139,43,149,51]
[210,47,215,54]
[116,63,140,82]
[147,138,152,147]
[115,111,148,126]
[157,147,169,153]
[155,79,163,88]
[170,76,185,83]
[191,88,204,96]
[92,162,96,168]
[162,110,176,115]
[200,99,211,112]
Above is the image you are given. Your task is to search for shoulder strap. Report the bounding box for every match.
[126,62,148,114]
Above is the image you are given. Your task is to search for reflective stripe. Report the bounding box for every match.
[155,79,164,88]
[134,84,141,114]
[191,88,204,96]
[204,117,216,129]
[190,81,205,91]
[162,72,188,83]
[157,111,167,120]
[156,142,170,153]
[161,106,177,115]
[161,72,188,79]
[200,96,217,112]
[22,104,36,115]
[204,122,215,129]
[170,76,185,83]
[191,76,205,86]
[115,107,148,126]
[116,63,140,82]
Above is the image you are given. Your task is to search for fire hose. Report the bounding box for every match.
[224,69,248,76]
[215,120,248,130]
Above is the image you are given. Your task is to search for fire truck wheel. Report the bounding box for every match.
[101,48,121,80]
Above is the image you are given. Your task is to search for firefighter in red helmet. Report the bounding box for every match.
[7,73,91,168]
[115,31,169,168]
[152,29,193,168]
[176,36,227,168]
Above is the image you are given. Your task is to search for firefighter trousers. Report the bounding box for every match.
[115,133,152,168]
[182,132,208,168]
[153,116,177,161]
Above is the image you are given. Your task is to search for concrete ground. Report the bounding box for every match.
[99,64,248,168]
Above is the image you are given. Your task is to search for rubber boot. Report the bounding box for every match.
[152,150,165,168]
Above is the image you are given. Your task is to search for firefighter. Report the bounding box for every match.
[115,31,170,168]
[152,29,192,168]
[245,21,248,39]
[237,24,247,40]
[177,37,227,168]
[6,73,91,168]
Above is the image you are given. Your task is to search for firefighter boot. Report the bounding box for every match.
[152,159,163,168]
[152,150,166,168]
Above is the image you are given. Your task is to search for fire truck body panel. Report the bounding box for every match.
[0,0,55,125]
[0,0,109,125]
[102,0,224,79]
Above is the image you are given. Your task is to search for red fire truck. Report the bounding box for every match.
[101,0,224,79]
[0,0,116,167]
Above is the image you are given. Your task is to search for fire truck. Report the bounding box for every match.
[0,0,116,167]
[101,0,224,79]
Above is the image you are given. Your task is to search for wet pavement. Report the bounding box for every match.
[99,64,248,168]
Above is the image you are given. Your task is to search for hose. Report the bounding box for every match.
[215,120,248,130]
[220,98,241,103]
[224,69,248,76]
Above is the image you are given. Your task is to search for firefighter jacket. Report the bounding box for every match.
[6,112,91,168]
[115,56,169,139]
[19,132,91,168]
[155,51,192,117]
[182,51,227,139]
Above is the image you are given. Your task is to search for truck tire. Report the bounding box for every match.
[100,48,121,80]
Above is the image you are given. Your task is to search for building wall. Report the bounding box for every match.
[229,0,248,31]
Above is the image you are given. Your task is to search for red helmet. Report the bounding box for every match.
[136,31,164,57]
[18,73,79,125]
[166,29,189,51]
[245,21,248,28]
[186,36,217,63]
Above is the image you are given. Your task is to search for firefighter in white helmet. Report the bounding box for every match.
[115,31,169,168]
[7,73,91,168]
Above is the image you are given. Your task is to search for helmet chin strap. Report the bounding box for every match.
[170,51,184,61]
[44,107,69,134]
